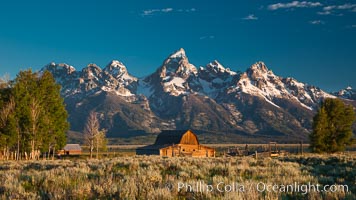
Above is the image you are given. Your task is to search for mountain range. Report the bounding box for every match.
[41,48,356,143]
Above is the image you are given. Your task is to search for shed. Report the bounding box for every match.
[63,144,82,155]
[136,130,215,157]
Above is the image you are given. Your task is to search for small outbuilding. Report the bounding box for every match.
[136,130,215,157]
[62,144,82,155]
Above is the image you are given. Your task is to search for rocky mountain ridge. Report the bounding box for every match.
[333,86,356,100]
[42,48,352,142]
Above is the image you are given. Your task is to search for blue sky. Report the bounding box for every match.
[0,0,355,92]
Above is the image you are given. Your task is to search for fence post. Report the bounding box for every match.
[300,141,303,156]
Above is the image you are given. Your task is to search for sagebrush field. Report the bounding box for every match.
[0,154,354,200]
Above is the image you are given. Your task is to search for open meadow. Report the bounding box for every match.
[0,153,354,200]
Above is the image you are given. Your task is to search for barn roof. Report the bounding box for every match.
[136,130,216,155]
[154,130,198,145]
[63,144,82,151]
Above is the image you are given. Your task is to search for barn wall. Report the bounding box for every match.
[159,144,215,157]
[66,150,82,155]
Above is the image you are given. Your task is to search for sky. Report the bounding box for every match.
[0,0,355,92]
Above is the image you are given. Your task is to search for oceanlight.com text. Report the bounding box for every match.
[176,181,349,194]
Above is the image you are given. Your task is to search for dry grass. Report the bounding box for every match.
[0,154,354,199]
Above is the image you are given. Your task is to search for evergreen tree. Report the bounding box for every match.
[310,98,355,153]
[37,71,69,152]
[12,70,38,154]
[310,107,329,153]
[0,97,16,158]
[0,69,70,159]
[0,76,17,158]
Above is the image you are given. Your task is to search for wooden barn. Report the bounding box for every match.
[61,144,82,155]
[136,130,215,157]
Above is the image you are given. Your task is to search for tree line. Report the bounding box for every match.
[0,70,69,160]
[0,69,354,160]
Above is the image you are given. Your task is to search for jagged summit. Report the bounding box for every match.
[207,60,225,72]
[249,61,269,73]
[231,61,336,110]
[205,60,237,76]
[44,62,76,74]
[168,48,186,59]
[105,60,127,72]
[156,48,197,80]
[103,60,134,80]
[82,63,102,79]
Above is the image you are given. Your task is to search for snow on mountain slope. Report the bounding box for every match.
[226,62,335,110]
[197,60,239,98]
[42,62,81,97]
[206,60,237,76]
[42,61,138,99]
[42,49,336,108]
[139,48,199,97]
[103,60,137,82]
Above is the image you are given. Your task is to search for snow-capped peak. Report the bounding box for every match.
[249,61,269,73]
[104,60,128,78]
[231,62,336,109]
[81,63,103,80]
[44,62,76,74]
[158,48,197,78]
[169,48,186,59]
[109,60,126,70]
[207,60,225,72]
[206,60,237,75]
